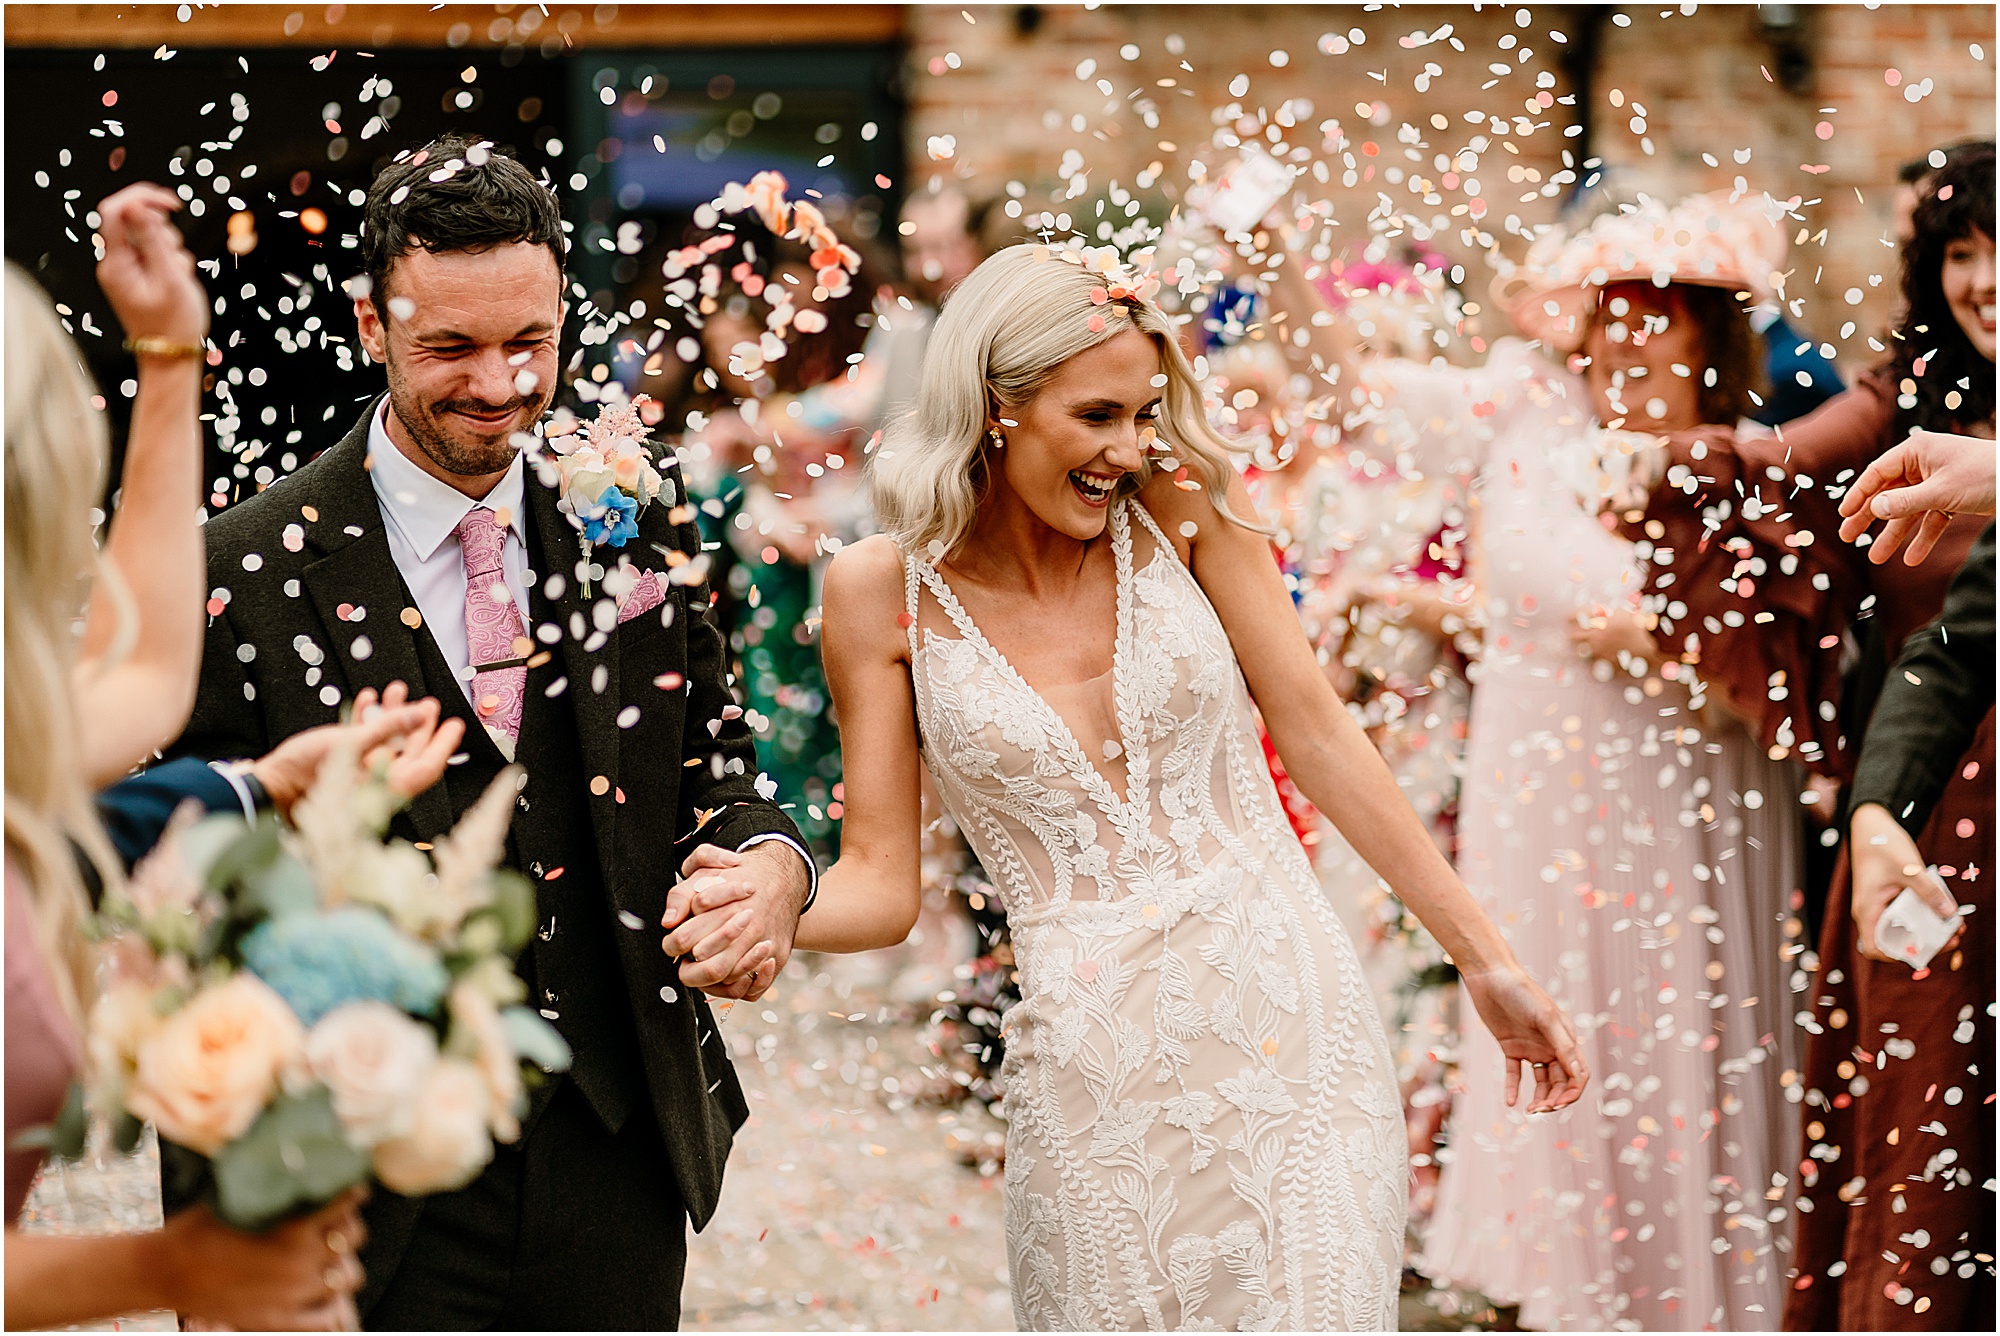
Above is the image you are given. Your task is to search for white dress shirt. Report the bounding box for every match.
[366,398,819,904]
[367,399,532,710]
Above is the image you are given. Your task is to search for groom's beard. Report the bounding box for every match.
[385,369,551,480]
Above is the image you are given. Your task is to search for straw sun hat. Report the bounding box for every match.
[1494,190,1788,351]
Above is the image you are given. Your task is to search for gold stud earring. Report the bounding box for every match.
[989,428,1005,448]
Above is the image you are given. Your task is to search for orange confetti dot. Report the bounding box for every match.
[1957,819,1976,839]
[101,90,118,107]
[590,775,610,796]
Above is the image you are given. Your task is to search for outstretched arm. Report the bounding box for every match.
[1837,428,1998,564]
[1142,470,1589,1113]
[76,184,211,785]
[664,535,925,960]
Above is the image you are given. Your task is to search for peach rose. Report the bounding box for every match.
[370,1058,494,1195]
[127,974,305,1157]
[304,1001,440,1147]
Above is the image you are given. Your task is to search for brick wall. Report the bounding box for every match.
[903,4,1993,368]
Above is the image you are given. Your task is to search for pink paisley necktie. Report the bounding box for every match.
[455,506,527,756]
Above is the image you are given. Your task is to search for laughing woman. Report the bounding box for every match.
[670,243,1587,1331]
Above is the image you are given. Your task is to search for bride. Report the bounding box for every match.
[670,244,1586,1331]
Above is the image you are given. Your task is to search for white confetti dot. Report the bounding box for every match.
[617,705,641,729]
[241,552,263,571]
[1178,521,1199,538]
[351,635,372,661]
[318,685,341,706]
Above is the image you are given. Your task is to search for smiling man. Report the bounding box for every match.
[169,135,812,1329]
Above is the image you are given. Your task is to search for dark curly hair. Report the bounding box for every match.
[359,134,564,310]
[1890,140,1995,436]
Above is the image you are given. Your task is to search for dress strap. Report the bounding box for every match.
[912,553,986,646]
[1124,495,1178,558]
[899,545,923,662]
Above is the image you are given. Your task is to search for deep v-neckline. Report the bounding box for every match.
[918,502,1142,811]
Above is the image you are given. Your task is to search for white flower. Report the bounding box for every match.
[304,1001,439,1147]
[1217,1067,1298,1117]
[339,840,440,938]
[370,1057,494,1195]
[561,448,618,515]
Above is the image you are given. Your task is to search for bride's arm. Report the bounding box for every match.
[793,536,926,952]
[1139,472,1589,1112]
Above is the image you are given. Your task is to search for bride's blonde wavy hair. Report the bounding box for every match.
[872,244,1250,557]
[5,262,126,1024]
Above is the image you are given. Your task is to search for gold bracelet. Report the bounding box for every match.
[122,336,206,360]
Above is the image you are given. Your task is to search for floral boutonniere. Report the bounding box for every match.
[534,395,673,594]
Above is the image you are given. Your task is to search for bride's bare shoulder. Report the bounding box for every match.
[823,534,911,653]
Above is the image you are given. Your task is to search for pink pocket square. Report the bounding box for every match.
[616,570,667,624]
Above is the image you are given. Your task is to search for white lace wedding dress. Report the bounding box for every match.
[902,500,1406,1331]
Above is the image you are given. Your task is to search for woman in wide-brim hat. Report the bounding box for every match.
[1607,143,1995,1333]
[1288,189,1808,1331]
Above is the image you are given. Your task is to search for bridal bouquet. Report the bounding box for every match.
[50,744,568,1230]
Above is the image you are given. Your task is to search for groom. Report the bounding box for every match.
[169,135,811,1327]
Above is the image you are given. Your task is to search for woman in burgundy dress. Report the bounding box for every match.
[1617,141,1995,1330]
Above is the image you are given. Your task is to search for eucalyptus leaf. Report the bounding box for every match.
[204,814,283,898]
[45,1083,87,1160]
[210,1086,368,1232]
[486,870,536,956]
[500,1006,573,1073]
[242,851,318,921]
[179,811,256,886]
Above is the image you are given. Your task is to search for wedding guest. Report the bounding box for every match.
[1838,427,1998,563]
[1615,140,1994,1331]
[1263,190,1804,1328]
[168,133,812,1329]
[5,194,366,1330]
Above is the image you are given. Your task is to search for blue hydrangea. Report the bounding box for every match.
[583,485,639,547]
[240,908,447,1027]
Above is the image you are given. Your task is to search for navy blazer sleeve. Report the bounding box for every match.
[95,757,248,871]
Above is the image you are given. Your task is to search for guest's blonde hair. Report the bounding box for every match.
[872,244,1248,557]
[5,262,124,1023]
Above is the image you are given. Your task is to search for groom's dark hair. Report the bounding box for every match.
[359,133,565,313]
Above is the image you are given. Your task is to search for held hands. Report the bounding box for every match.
[659,842,810,1001]
[1459,966,1591,1114]
[1849,802,1963,964]
[251,682,466,820]
[94,183,208,351]
[162,1187,367,1331]
[1837,430,1998,565]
